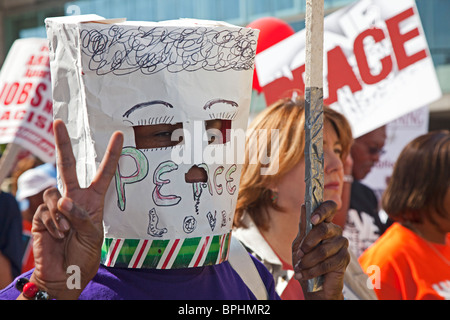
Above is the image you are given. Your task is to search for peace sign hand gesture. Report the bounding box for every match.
[22,120,123,300]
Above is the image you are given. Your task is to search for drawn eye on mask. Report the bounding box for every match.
[203,98,237,144]
[49,18,259,267]
[121,100,183,149]
[122,99,237,149]
[114,99,240,219]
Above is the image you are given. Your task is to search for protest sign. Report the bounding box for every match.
[255,0,441,138]
[0,38,54,162]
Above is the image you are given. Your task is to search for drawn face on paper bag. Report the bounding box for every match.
[78,21,259,268]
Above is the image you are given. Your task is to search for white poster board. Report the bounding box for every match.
[46,15,259,269]
[255,0,441,138]
[0,38,55,162]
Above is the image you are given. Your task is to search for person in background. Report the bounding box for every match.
[16,163,57,273]
[9,155,44,197]
[342,125,391,257]
[233,97,374,300]
[359,130,450,300]
[0,191,23,289]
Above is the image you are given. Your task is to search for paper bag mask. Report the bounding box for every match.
[46,15,259,269]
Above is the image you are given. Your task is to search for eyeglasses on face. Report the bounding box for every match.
[367,146,386,156]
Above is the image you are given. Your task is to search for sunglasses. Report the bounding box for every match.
[367,146,386,156]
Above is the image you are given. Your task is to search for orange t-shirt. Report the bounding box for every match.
[359,222,450,300]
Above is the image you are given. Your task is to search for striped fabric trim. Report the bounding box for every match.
[101,232,231,269]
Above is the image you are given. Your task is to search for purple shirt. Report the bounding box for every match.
[0,255,279,300]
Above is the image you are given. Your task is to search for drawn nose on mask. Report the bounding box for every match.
[185,165,208,183]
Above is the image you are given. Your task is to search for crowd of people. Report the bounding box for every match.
[0,16,449,301]
[0,101,448,300]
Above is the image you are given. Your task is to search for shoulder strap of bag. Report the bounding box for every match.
[228,236,268,300]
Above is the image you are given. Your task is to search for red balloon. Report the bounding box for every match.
[247,17,295,92]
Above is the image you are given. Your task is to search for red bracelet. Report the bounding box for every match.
[15,278,50,300]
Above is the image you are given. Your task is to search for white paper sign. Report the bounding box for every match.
[255,0,441,138]
[46,15,259,269]
[0,38,55,162]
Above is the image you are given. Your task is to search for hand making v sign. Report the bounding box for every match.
[18,120,123,300]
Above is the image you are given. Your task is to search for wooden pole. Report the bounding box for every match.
[304,0,325,292]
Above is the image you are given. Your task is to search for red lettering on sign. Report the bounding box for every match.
[26,55,50,67]
[262,65,306,106]
[30,83,47,107]
[47,120,54,135]
[14,110,26,120]
[27,111,34,123]
[386,7,427,71]
[256,6,430,109]
[354,28,393,85]
[17,82,33,105]
[43,100,52,115]
[0,83,7,102]
[35,115,47,129]
[325,46,362,105]
[26,55,34,66]
[0,82,49,107]
[4,82,19,106]
[0,111,10,120]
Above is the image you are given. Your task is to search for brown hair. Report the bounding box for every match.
[234,96,353,230]
[382,130,450,225]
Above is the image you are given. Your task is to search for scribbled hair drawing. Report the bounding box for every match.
[80,25,258,76]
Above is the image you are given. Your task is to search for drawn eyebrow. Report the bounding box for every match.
[203,99,238,110]
[123,100,174,118]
